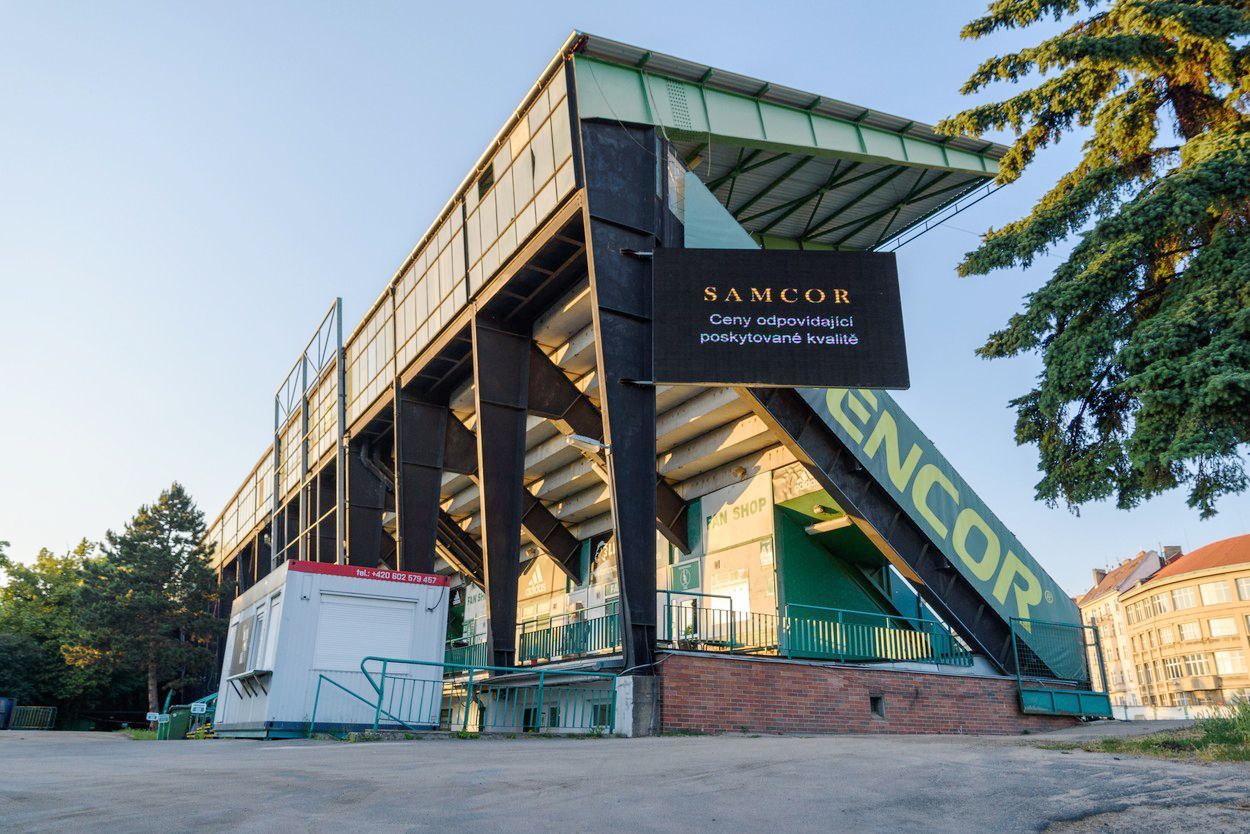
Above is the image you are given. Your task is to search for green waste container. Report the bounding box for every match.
[157,708,191,740]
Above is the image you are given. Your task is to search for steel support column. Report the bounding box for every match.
[472,315,531,668]
[579,120,663,674]
[393,393,447,574]
[346,437,387,568]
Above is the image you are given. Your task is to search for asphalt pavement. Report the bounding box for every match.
[1,724,1246,833]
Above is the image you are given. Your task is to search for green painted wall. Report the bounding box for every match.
[774,507,892,618]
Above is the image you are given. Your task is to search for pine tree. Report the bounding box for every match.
[73,484,222,715]
[938,0,1250,517]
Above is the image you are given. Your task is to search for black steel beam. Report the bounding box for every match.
[519,490,582,580]
[315,466,336,563]
[741,386,1016,672]
[526,342,603,432]
[472,314,531,668]
[393,392,447,574]
[655,477,689,554]
[236,541,252,593]
[527,342,690,553]
[445,409,581,582]
[282,500,299,569]
[255,536,270,587]
[437,510,484,587]
[579,120,662,674]
[346,436,387,568]
[441,415,478,476]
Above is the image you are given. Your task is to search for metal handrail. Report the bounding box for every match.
[360,655,617,688]
[308,673,419,736]
[516,599,619,631]
[516,604,622,664]
[660,589,736,650]
[783,603,970,666]
[785,602,934,629]
[303,656,619,736]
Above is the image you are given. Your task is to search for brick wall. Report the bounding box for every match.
[657,652,1079,735]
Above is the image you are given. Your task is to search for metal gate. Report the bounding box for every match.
[1010,618,1113,717]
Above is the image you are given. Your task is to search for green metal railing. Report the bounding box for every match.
[660,599,782,654]
[445,635,489,668]
[783,604,973,666]
[658,595,970,666]
[517,602,621,664]
[9,705,56,730]
[308,656,617,736]
[448,593,971,671]
[659,591,741,652]
[1010,617,1113,717]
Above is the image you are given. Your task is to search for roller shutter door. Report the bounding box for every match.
[312,594,417,670]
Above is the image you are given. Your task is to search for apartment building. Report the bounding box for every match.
[1076,550,1166,706]
[1119,535,1250,707]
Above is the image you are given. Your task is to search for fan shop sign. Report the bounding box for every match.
[653,249,909,389]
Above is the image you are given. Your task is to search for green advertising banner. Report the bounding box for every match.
[798,387,1081,635]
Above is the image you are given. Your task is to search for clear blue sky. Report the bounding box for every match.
[1,1,1246,596]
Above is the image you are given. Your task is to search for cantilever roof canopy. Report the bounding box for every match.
[571,33,1007,251]
[206,30,1012,572]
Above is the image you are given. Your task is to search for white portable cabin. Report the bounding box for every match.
[214,560,450,738]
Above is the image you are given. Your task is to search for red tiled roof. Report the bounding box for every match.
[1077,551,1154,606]
[1147,533,1250,582]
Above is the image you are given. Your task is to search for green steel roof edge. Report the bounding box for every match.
[571,52,1001,177]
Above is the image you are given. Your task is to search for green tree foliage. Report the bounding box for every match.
[0,540,131,714]
[938,0,1250,517]
[70,483,222,714]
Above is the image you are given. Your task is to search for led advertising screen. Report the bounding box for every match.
[652,249,909,389]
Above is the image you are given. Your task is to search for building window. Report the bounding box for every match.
[1183,654,1212,677]
[1236,577,1250,601]
[1164,657,1183,679]
[1159,627,1174,645]
[1172,587,1197,610]
[1215,650,1247,676]
[1200,581,1232,606]
[1150,593,1172,615]
[1208,618,1238,638]
[1178,622,1201,641]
